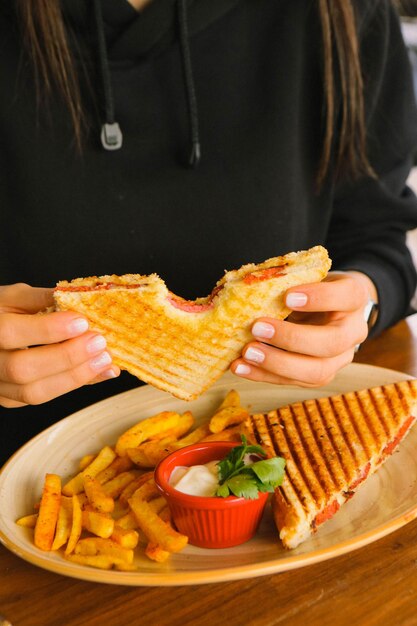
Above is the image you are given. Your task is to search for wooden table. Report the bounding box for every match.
[2,314,417,626]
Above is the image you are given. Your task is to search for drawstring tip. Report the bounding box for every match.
[188,142,201,168]
[101,122,123,150]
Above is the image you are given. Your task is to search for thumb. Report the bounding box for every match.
[0,283,55,314]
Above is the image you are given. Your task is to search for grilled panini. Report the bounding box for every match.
[244,380,417,549]
[54,246,330,401]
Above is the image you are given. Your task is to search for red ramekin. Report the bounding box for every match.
[154,441,269,549]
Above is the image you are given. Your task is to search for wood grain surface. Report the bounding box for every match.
[2,315,417,626]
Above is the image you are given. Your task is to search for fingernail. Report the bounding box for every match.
[235,363,251,376]
[252,321,275,339]
[100,369,118,379]
[90,351,112,370]
[244,347,265,364]
[86,335,107,355]
[286,292,308,308]
[67,318,89,336]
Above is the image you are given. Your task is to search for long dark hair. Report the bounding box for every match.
[16,0,374,186]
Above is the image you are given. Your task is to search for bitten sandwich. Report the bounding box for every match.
[54,245,331,401]
[244,380,417,549]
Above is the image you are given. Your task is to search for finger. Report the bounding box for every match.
[251,315,368,358]
[231,346,355,387]
[0,395,27,408]
[0,283,54,314]
[285,274,368,313]
[0,311,90,350]
[0,332,113,383]
[0,354,120,406]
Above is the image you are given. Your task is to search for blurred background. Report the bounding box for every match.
[397,0,417,306]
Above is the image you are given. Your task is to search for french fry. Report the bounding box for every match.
[65,495,83,555]
[172,424,211,448]
[51,496,73,550]
[111,525,139,549]
[66,554,125,570]
[116,510,138,530]
[115,411,183,456]
[95,455,134,485]
[127,440,175,468]
[145,542,170,563]
[147,497,168,515]
[83,476,114,513]
[130,479,160,502]
[129,495,188,553]
[82,509,114,538]
[119,471,154,506]
[74,537,134,564]
[62,446,116,496]
[152,411,195,440]
[202,425,244,442]
[34,473,61,551]
[209,390,249,433]
[101,471,139,499]
[78,454,96,471]
[16,514,38,528]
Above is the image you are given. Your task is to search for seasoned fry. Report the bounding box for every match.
[79,454,96,471]
[101,471,139,499]
[115,411,183,456]
[95,455,134,485]
[62,446,116,496]
[111,525,139,549]
[209,390,249,433]
[154,411,195,440]
[82,509,114,538]
[172,423,211,448]
[129,495,188,553]
[83,476,114,513]
[66,554,126,570]
[116,510,138,531]
[130,479,160,502]
[16,514,38,528]
[51,496,73,550]
[145,542,170,563]
[119,471,154,506]
[74,537,134,564]
[202,425,245,442]
[127,438,175,468]
[34,473,61,551]
[65,495,83,555]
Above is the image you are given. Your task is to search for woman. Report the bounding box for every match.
[1,0,416,463]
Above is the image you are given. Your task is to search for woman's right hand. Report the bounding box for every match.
[0,283,120,408]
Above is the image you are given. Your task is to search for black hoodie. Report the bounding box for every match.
[1,0,417,463]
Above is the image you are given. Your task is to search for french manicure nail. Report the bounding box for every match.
[244,346,265,364]
[101,369,118,379]
[235,363,251,376]
[67,318,89,336]
[90,351,112,370]
[86,335,107,355]
[286,292,308,308]
[252,321,275,339]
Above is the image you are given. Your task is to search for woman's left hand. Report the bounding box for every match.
[231,271,375,388]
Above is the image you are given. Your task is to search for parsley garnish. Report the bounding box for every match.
[216,435,285,499]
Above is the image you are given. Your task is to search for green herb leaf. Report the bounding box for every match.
[251,457,286,487]
[216,435,286,500]
[225,474,260,500]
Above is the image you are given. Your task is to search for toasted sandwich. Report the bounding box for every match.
[54,245,331,401]
[244,380,417,549]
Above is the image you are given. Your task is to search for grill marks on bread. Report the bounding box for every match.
[245,380,417,548]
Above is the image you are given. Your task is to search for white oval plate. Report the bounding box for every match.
[1,363,416,586]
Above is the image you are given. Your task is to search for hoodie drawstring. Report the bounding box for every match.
[92,0,200,166]
[177,0,201,167]
[93,0,123,150]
